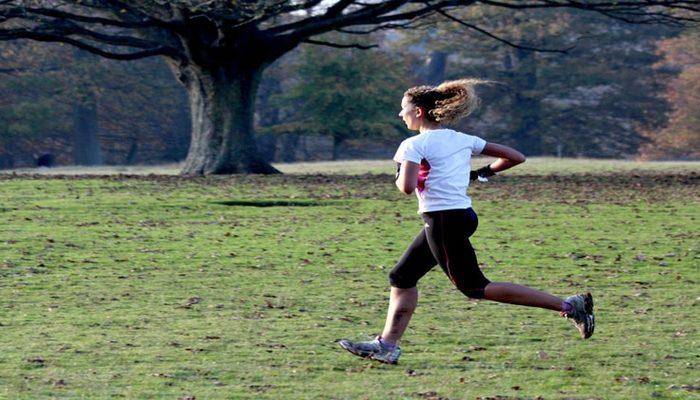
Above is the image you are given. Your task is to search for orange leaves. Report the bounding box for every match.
[639,29,700,160]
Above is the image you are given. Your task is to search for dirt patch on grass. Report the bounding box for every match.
[0,172,697,204]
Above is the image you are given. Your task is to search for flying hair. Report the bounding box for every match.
[404,79,490,124]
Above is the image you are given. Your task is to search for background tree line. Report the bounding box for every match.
[0,8,697,169]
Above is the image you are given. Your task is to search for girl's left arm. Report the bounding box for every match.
[479,143,526,173]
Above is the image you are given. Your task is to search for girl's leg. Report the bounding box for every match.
[425,210,563,312]
[483,282,563,311]
[339,229,435,362]
[380,227,437,344]
[380,286,418,344]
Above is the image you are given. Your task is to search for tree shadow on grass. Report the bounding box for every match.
[211,200,337,207]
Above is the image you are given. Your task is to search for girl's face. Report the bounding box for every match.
[399,95,423,131]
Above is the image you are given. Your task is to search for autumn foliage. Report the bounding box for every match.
[639,29,700,160]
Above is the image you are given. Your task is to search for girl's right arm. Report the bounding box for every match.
[475,143,526,177]
[396,160,420,195]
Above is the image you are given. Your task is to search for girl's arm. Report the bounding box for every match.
[478,142,526,174]
[396,160,420,195]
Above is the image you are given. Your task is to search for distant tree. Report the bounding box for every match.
[639,28,700,160]
[270,44,408,160]
[0,41,71,168]
[255,53,295,162]
[0,41,190,167]
[534,12,674,157]
[1,1,695,174]
[92,56,190,164]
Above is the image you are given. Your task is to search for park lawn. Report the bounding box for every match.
[0,171,697,399]
[4,157,700,176]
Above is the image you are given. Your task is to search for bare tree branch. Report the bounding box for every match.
[0,27,179,60]
[475,0,700,22]
[0,67,19,73]
[1,0,698,63]
[3,0,697,55]
[325,0,358,17]
[302,39,379,50]
[0,65,61,74]
[53,19,179,52]
[336,19,435,34]
[437,9,574,53]
[0,6,179,29]
[259,0,326,16]
[303,38,378,49]
[219,0,326,31]
[590,7,699,25]
[263,0,412,37]
[358,1,467,25]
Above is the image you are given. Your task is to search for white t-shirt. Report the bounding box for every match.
[393,129,487,213]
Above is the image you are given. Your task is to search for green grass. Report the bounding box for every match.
[273,158,700,176]
[0,169,698,399]
[3,157,699,176]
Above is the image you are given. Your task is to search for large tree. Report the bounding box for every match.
[0,1,697,174]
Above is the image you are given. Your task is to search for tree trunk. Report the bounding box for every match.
[72,49,102,166]
[125,138,138,164]
[255,74,282,163]
[332,136,344,160]
[278,134,300,162]
[72,89,102,166]
[423,50,448,85]
[508,48,542,156]
[256,133,277,163]
[177,63,280,175]
[0,152,15,169]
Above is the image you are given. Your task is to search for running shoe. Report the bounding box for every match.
[338,337,401,364]
[562,293,595,339]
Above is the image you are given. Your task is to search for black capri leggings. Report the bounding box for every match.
[388,208,490,298]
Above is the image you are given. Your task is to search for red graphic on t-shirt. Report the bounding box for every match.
[417,159,431,193]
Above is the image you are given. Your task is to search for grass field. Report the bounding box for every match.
[3,157,700,176]
[0,162,698,399]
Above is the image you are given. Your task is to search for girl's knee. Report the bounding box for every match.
[389,268,418,289]
[458,277,490,299]
[461,287,486,299]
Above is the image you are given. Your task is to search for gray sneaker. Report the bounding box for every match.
[338,337,401,364]
[562,293,595,339]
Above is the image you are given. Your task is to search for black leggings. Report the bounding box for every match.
[388,208,490,298]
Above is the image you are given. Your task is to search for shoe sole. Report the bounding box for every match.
[370,356,398,365]
[338,341,371,358]
[338,341,398,365]
[582,292,594,339]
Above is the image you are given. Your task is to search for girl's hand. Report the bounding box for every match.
[470,165,495,181]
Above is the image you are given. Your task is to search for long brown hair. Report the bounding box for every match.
[404,79,488,124]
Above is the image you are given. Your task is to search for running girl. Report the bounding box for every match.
[339,79,594,365]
